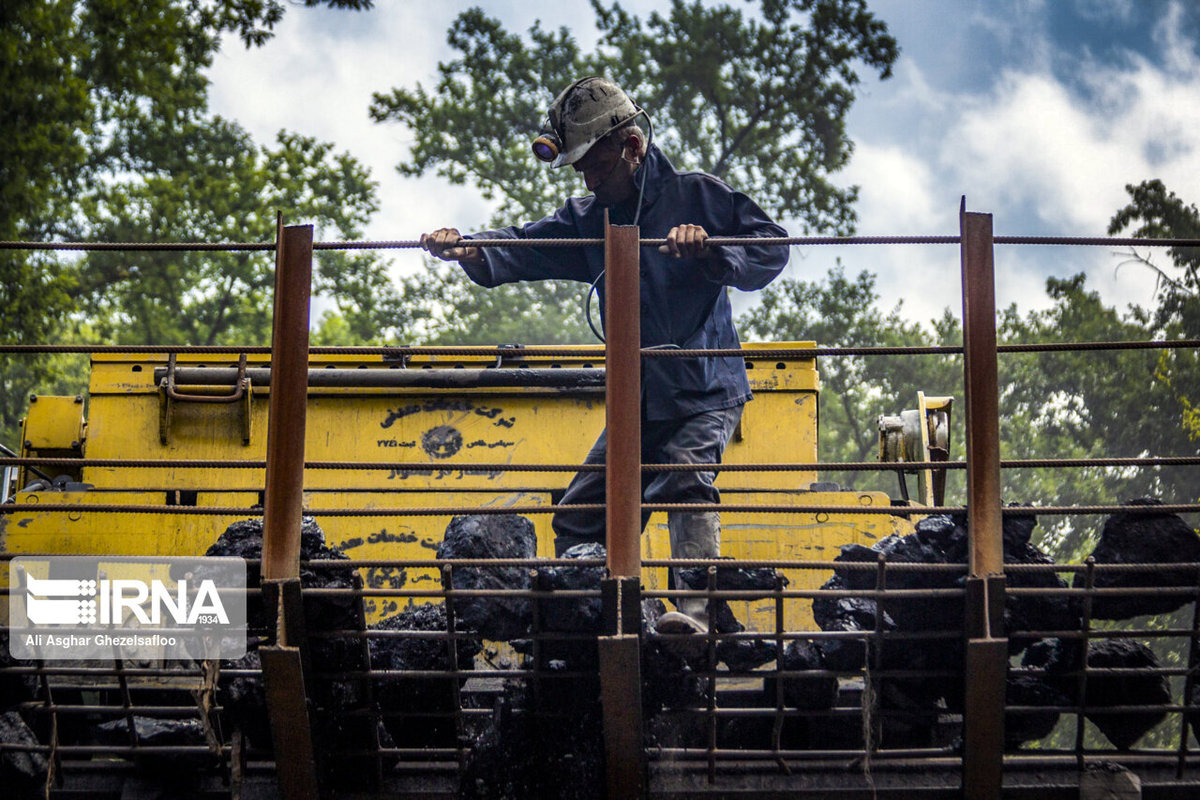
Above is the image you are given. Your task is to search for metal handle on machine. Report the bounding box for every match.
[159,353,253,446]
[152,365,607,389]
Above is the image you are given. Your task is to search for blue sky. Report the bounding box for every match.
[208,0,1200,326]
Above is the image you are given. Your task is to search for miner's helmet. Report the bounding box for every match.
[531,77,643,168]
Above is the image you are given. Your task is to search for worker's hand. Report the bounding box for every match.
[659,224,711,259]
[420,228,483,265]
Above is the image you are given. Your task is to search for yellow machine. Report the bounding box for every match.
[2,343,943,630]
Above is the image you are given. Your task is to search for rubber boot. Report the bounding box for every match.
[657,511,720,636]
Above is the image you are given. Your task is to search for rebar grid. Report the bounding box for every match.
[5,572,1200,787]
[5,224,1200,798]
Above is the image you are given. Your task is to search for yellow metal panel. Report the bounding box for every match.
[22,395,85,450]
[641,491,911,631]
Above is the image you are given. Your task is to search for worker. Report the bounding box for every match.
[422,76,788,637]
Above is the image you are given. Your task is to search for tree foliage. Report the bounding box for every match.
[370,0,897,344]
[0,0,387,443]
[1108,180,1200,444]
[739,266,962,495]
[739,263,1197,559]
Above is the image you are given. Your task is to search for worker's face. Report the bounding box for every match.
[574,136,638,206]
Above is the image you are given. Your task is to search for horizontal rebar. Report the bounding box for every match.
[5,234,1200,252]
[4,501,1195,516]
[5,455,1197,471]
[1,339,1197,356]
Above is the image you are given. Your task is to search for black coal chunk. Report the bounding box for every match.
[717,637,778,673]
[0,711,48,797]
[1005,543,1077,645]
[677,561,785,592]
[1080,498,1200,620]
[96,715,209,772]
[1005,674,1068,749]
[1083,639,1170,750]
[777,640,837,710]
[812,573,896,672]
[537,542,606,634]
[1023,637,1170,749]
[437,515,537,641]
[198,516,358,633]
[370,602,482,748]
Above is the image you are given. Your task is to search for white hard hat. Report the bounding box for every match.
[531,77,643,168]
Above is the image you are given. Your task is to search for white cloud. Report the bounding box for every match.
[842,10,1200,323]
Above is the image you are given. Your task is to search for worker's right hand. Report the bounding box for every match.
[420,228,483,265]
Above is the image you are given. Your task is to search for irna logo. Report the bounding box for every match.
[9,556,247,661]
[23,573,229,627]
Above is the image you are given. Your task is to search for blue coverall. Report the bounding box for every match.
[462,145,789,554]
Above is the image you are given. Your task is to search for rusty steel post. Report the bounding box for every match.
[960,201,1004,579]
[259,218,320,799]
[604,216,642,578]
[262,219,313,581]
[599,216,646,798]
[960,200,1007,800]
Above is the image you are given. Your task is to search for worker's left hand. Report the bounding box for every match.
[659,224,711,259]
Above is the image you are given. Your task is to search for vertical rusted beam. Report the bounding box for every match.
[259,218,320,799]
[600,215,645,798]
[604,215,641,578]
[262,219,313,581]
[960,201,1003,579]
[960,200,1006,800]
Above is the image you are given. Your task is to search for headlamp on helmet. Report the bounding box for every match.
[531,128,561,163]
[530,77,642,169]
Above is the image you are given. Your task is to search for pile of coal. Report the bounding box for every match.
[369,602,482,748]
[196,516,358,633]
[0,711,48,799]
[459,688,604,800]
[1022,637,1170,749]
[1080,498,1200,620]
[201,517,377,781]
[812,510,1081,747]
[437,515,537,641]
[678,561,787,672]
[95,715,210,772]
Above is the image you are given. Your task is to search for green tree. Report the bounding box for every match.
[370,0,897,344]
[739,265,1194,558]
[738,265,963,495]
[1108,180,1200,445]
[0,0,383,444]
[77,125,401,346]
[994,275,1189,557]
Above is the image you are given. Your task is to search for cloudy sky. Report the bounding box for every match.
[207,0,1200,327]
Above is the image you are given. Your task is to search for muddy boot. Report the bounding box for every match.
[657,511,720,637]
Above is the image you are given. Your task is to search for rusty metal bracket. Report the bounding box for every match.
[159,352,252,446]
[599,576,645,798]
[963,575,1008,800]
[261,578,319,800]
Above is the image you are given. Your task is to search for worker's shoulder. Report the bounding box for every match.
[665,165,740,200]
